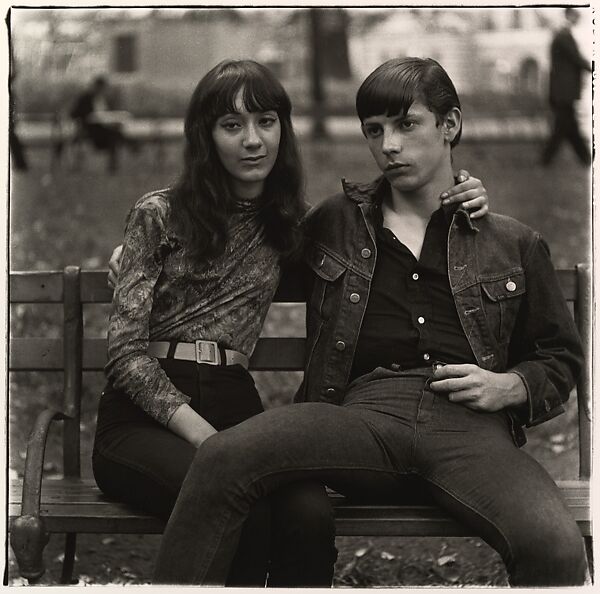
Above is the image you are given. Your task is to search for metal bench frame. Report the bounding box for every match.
[8,266,592,584]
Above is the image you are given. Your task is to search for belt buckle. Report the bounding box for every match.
[195,340,221,365]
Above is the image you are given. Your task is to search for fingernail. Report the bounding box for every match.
[442,199,450,205]
[457,176,465,182]
[440,192,448,199]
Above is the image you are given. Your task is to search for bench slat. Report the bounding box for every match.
[9,479,590,537]
[9,337,307,371]
[8,269,580,305]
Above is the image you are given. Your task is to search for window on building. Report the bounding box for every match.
[113,34,138,73]
[512,9,522,30]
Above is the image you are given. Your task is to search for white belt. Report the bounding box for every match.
[147,340,249,369]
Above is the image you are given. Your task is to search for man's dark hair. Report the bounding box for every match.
[356,57,462,148]
[169,59,305,260]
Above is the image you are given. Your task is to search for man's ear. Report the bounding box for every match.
[442,107,462,144]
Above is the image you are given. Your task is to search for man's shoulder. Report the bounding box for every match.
[477,212,541,247]
[303,191,354,226]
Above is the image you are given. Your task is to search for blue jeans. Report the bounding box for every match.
[93,360,336,586]
[154,366,587,586]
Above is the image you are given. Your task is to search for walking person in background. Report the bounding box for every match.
[541,7,591,167]
[103,58,491,585]
[70,75,137,172]
[152,57,587,587]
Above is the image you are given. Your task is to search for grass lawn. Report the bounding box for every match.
[8,136,590,585]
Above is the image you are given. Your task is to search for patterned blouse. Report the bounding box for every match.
[105,190,282,426]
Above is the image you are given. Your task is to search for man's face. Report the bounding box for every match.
[361,101,455,194]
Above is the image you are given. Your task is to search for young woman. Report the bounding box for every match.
[96,59,490,586]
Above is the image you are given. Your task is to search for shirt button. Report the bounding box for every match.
[326,387,336,396]
[361,248,372,259]
[335,341,346,351]
[349,293,361,304]
[423,353,430,361]
[506,281,517,292]
[412,273,419,281]
[390,363,401,371]
[417,316,425,324]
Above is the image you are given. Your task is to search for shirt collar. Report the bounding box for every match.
[342,176,478,233]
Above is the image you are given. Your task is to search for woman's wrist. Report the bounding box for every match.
[167,403,218,447]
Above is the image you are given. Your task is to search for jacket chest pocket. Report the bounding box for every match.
[307,248,347,320]
[480,271,526,345]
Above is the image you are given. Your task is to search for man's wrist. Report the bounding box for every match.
[504,372,528,407]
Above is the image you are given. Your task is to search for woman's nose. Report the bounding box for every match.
[243,123,263,148]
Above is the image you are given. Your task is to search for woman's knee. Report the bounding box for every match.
[271,482,335,543]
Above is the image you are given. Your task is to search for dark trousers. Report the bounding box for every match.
[542,102,591,166]
[154,367,587,586]
[92,359,337,587]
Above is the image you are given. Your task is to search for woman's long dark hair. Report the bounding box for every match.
[169,60,306,260]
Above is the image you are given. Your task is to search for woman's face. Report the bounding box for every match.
[212,90,281,199]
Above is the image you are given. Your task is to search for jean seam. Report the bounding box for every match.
[192,507,232,583]
[420,473,515,567]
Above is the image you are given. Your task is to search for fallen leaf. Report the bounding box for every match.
[381,551,395,560]
[102,537,115,546]
[437,553,457,566]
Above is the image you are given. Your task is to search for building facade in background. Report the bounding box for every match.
[10,7,591,118]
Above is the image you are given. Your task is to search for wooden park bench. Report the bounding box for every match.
[8,265,592,584]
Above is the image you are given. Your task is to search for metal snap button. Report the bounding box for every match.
[417,316,425,324]
[349,293,360,303]
[423,353,430,361]
[361,248,372,259]
[412,273,419,281]
[335,341,346,351]
[506,280,517,292]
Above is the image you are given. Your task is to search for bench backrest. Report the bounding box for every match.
[9,265,591,480]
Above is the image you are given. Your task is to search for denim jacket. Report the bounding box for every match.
[294,177,583,446]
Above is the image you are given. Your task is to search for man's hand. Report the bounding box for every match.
[440,169,489,219]
[429,364,527,412]
[107,244,124,289]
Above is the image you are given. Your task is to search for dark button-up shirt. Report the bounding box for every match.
[350,200,475,381]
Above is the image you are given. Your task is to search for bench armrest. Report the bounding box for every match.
[20,408,67,516]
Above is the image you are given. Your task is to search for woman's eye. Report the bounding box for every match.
[260,116,278,127]
[221,121,240,130]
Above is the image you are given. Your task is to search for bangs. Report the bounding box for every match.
[356,61,422,121]
[206,63,289,121]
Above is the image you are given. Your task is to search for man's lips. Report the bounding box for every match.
[385,162,409,171]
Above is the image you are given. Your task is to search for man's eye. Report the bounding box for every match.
[365,126,382,138]
[401,121,415,129]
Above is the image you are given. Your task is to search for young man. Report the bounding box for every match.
[155,58,586,586]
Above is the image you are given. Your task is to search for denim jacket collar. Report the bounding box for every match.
[341,176,478,234]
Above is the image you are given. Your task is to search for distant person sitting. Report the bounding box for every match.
[541,7,591,167]
[70,75,137,172]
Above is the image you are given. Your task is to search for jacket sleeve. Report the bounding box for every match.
[507,234,584,426]
[105,203,190,426]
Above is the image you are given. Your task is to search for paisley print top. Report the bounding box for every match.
[105,190,281,426]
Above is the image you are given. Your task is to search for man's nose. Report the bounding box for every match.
[243,123,263,148]
[381,129,402,155]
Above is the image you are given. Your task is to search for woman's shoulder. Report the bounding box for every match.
[130,188,172,222]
